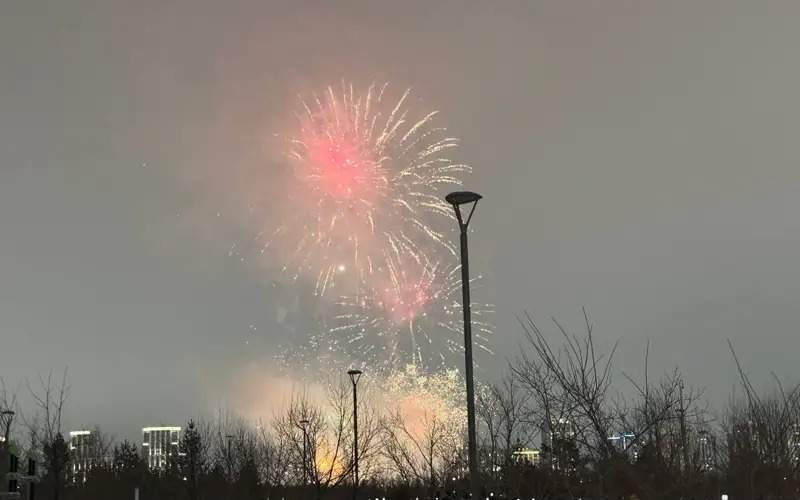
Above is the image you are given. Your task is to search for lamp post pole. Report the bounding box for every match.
[445,191,482,499]
[299,419,310,491]
[347,369,363,500]
[225,434,233,477]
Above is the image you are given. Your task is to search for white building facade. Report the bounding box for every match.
[141,426,181,470]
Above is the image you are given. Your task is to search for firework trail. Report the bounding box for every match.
[265,82,470,296]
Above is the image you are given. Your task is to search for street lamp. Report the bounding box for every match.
[347,369,363,500]
[225,433,234,495]
[1,410,14,444]
[298,419,310,487]
[445,190,482,498]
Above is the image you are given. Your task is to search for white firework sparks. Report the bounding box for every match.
[310,257,494,375]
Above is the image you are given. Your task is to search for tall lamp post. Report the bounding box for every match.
[445,191,482,498]
[347,369,363,500]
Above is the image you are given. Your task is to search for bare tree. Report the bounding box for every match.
[516,311,616,461]
[209,409,249,484]
[477,385,502,484]
[255,420,291,493]
[24,369,70,446]
[305,384,351,498]
[621,354,708,500]
[272,380,381,499]
[23,369,70,500]
[478,374,533,491]
[513,311,711,499]
[495,376,534,466]
[86,425,114,470]
[383,408,447,490]
[721,340,800,499]
[0,376,19,443]
[272,392,322,488]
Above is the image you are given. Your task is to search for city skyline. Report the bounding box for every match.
[3,0,800,445]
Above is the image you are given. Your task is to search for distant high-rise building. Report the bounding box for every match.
[511,446,541,466]
[790,424,800,463]
[69,430,95,482]
[698,429,716,471]
[141,426,181,470]
[608,432,639,461]
[727,419,759,461]
[540,417,578,472]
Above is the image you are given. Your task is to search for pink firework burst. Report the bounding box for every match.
[266,82,469,296]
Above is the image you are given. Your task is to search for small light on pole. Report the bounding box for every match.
[347,369,363,500]
[445,190,482,499]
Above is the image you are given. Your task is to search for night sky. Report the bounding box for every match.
[3,1,800,441]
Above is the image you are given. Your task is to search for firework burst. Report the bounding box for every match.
[266,82,470,296]
[312,256,494,374]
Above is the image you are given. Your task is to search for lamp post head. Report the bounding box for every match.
[1,410,13,428]
[299,419,310,427]
[445,191,482,206]
[347,369,363,386]
[445,191,482,229]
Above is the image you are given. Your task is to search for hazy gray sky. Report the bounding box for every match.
[3,0,800,441]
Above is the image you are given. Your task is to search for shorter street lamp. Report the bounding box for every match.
[298,419,310,486]
[225,433,234,487]
[347,369,363,500]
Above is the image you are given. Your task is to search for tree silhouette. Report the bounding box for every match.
[41,432,70,500]
[179,420,205,500]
